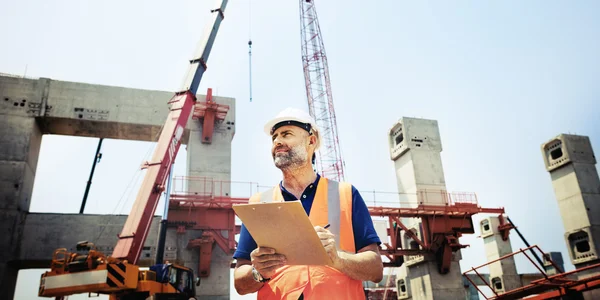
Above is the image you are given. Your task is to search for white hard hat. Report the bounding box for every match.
[263,107,319,136]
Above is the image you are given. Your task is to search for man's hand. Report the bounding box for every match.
[250,247,286,279]
[315,226,341,267]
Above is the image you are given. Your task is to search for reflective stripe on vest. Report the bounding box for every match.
[246,177,363,299]
[250,177,353,252]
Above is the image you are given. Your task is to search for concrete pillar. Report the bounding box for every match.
[480,216,521,295]
[0,111,42,298]
[462,276,482,300]
[1,75,45,298]
[388,117,466,300]
[542,251,564,275]
[541,134,600,299]
[177,94,235,300]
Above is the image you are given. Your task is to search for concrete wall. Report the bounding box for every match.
[405,260,466,300]
[0,77,45,298]
[0,75,190,142]
[0,74,235,299]
[19,214,161,267]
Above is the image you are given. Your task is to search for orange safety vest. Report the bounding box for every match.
[248,177,365,300]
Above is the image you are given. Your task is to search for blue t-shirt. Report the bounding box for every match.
[233,174,381,261]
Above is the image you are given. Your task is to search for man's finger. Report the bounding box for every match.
[254,254,286,263]
[251,247,276,260]
[257,259,287,270]
[317,232,334,240]
[255,247,276,255]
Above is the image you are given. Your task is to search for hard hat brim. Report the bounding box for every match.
[264,116,312,135]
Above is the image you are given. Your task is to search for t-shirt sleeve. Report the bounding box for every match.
[352,186,382,252]
[233,223,257,261]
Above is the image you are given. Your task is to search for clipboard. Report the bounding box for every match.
[232,200,332,266]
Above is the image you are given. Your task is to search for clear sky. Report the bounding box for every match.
[2,0,600,299]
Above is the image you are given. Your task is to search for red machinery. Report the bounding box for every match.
[464,245,600,299]
[369,190,505,273]
[167,183,506,278]
[166,177,251,276]
[38,1,230,299]
[193,88,230,144]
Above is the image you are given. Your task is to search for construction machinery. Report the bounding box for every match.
[37,1,229,299]
[299,0,346,181]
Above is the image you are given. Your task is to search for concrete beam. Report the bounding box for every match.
[0,74,233,143]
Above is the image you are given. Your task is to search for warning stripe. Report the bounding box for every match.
[106,264,126,287]
[115,263,126,273]
[106,276,118,288]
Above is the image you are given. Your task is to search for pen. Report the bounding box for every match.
[324,224,330,229]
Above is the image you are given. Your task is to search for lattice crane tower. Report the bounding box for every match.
[299,0,345,181]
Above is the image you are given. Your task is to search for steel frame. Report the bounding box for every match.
[192,87,230,144]
[370,202,505,272]
[463,245,600,299]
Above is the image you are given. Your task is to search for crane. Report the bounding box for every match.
[37,1,229,299]
[299,0,346,181]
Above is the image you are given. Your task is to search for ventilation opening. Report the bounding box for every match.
[550,148,563,160]
[482,220,490,232]
[395,132,404,145]
[410,241,419,250]
[491,277,503,291]
[576,240,591,253]
[569,231,593,259]
[398,279,406,293]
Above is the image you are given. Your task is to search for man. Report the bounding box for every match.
[233,108,383,300]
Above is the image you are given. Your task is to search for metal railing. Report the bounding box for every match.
[171,176,259,199]
[171,176,478,209]
[360,189,478,208]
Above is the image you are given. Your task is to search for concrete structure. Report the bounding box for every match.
[462,272,548,300]
[543,251,565,275]
[388,117,466,300]
[0,74,235,299]
[542,134,600,299]
[480,216,522,294]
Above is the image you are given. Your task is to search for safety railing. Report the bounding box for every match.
[171,176,478,209]
[463,245,573,299]
[360,189,478,208]
[171,176,259,199]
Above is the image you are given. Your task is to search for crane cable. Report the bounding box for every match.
[248,0,253,102]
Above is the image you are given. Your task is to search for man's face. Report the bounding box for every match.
[271,125,312,170]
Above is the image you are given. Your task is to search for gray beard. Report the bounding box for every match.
[273,144,308,170]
